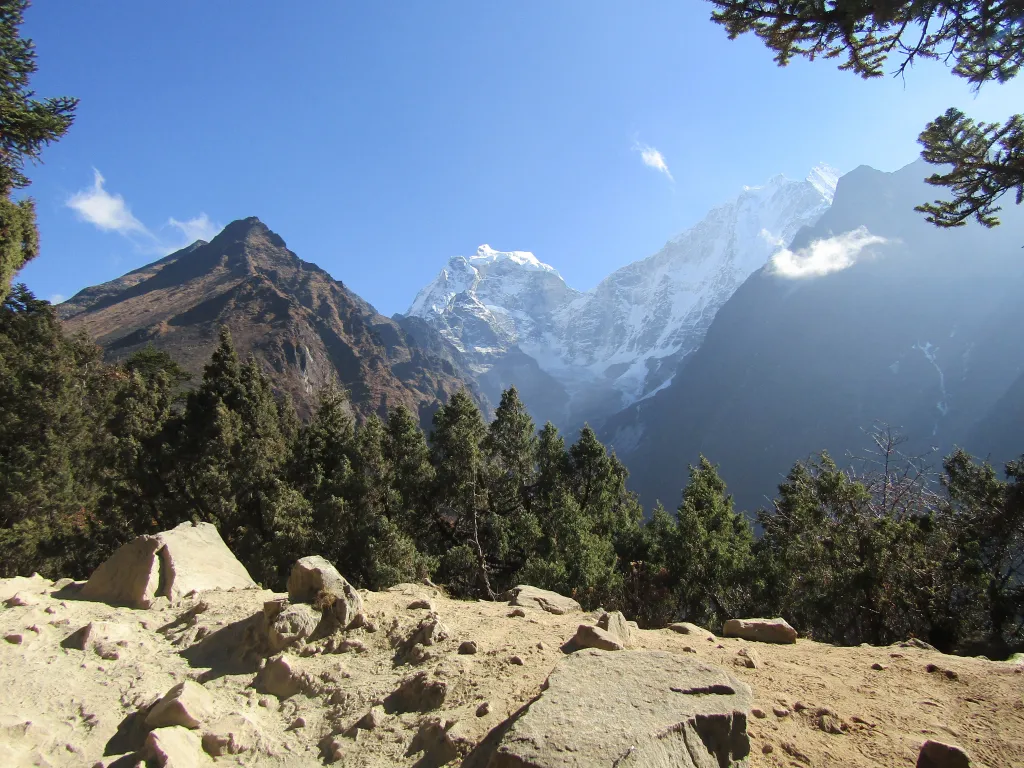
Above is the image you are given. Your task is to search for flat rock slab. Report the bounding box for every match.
[463,649,751,768]
[79,522,256,609]
[503,585,581,616]
[722,618,797,645]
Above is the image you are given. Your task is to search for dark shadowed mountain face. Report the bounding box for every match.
[608,160,1024,513]
[60,217,481,426]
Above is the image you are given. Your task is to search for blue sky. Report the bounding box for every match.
[18,2,1024,315]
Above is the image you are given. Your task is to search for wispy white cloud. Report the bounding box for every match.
[769,227,888,278]
[67,169,147,235]
[167,213,219,244]
[66,169,222,255]
[49,293,65,305]
[633,141,673,181]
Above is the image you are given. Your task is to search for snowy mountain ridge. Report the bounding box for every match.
[405,164,839,428]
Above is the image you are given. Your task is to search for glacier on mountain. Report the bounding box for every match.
[404,165,839,428]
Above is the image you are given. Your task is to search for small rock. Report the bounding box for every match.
[476,702,491,717]
[408,598,434,611]
[458,641,478,655]
[734,647,761,669]
[143,725,213,766]
[917,739,972,768]
[509,655,524,666]
[254,654,316,699]
[596,611,633,648]
[793,701,808,712]
[925,663,959,681]
[4,633,24,644]
[773,706,791,718]
[871,662,888,671]
[407,643,434,665]
[813,707,847,734]
[899,638,937,651]
[288,716,306,730]
[536,641,545,650]
[287,556,364,630]
[668,622,715,642]
[410,617,450,647]
[326,736,344,764]
[722,617,797,644]
[508,608,527,618]
[355,705,385,731]
[384,671,448,713]
[201,713,262,757]
[762,744,774,754]
[682,646,696,653]
[751,707,767,718]
[267,603,319,653]
[146,681,216,730]
[3,592,38,608]
[572,624,624,652]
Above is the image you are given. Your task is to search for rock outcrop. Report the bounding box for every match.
[78,522,256,608]
[464,649,752,767]
[722,618,797,644]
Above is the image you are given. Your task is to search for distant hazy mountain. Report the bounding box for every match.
[60,217,481,425]
[403,166,838,429]
[608,160,1024,512]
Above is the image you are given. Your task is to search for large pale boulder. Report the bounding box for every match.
[722,617,797,644]
[79,522,256,609]
[143,726,213,767]
[463,649,751,767]
[146,681,216,730]
[503,585,581,615]
[287,556,363,630]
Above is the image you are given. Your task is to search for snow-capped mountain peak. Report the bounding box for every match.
[469,244,561,276]
[404,165,838,429]
[807,163,841,202]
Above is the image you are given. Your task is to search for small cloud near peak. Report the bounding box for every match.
[67,169,222,255]
[632,141,673,181]
[67,169,147,235]
[769,227,887,278]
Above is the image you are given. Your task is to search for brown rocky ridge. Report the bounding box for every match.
[59,217,485,424]
[1,523,1022,767]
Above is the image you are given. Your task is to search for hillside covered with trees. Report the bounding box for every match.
[2,292,1021,660]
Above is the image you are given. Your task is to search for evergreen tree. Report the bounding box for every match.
[482,387,541,590]
[383,404,434,540]
[0,0,78,297]
[167,329,308,587]
[96,347,191,550]
[0,287,111,577]
[671,456,754,627]
[428,390,493,597]
[942,450,1024,655]
[707,0,1024,228]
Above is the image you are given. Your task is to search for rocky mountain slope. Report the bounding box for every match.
[59,217,481,425]
[1,523,1019,767]
[610,159,1024,512]
[404,166,838,429]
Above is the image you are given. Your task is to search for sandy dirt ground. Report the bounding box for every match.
[1,574,1022,767]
